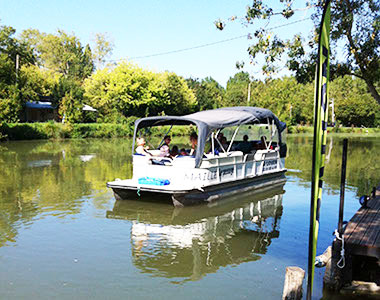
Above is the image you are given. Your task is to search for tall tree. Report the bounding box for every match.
[186,77,224,110]
[0,25,34,85]
[217,0,380,105]
[20,29,94,81]
[223,71,250,107]
[92,32,114,70]
[0,24,35,122]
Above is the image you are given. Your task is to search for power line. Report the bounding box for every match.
[107,35,246,62]
[108,17,311,62]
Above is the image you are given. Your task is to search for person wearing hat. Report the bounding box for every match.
[159,135,171,157]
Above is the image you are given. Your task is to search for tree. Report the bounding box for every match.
[20,29,94,81]
[250,77,314,126]
[223,71,250,107]
[84,62,197,120]
[0,24,35,121]
[0,85,22,122]
[330,76,379,127]
[217,0,380,105]
[92,32,114,70]
[159,72,197,115]
[19,65,60,102]
[53,77,85,123]
[0,25,35,84]
[186,77,224,110]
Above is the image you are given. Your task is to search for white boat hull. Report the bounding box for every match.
[108,169,286,207]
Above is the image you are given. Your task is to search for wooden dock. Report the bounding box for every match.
[324,185,380,295]
[344,187,380,261]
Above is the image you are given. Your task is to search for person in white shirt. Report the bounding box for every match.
[135,137,151,156]
[159,135,171,157]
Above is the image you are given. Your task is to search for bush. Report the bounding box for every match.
[0,117,172,141]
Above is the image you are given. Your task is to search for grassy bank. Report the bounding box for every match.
[287,125,380,134]
[1,122,379,141]
[0,121,138,140]
[0,120,196,141]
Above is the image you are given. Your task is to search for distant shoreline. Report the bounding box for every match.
[1,122,379,141]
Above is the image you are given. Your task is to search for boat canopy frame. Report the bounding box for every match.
[133,106,287,168]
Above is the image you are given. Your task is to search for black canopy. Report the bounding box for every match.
[133,107,286,167]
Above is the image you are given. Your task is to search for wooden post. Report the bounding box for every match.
[323,240,344,291]
[282,266,305,300]
[338,138,348,234]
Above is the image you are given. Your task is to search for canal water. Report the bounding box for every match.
[0,134,378,299]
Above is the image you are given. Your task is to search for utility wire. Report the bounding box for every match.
[108,17,311,62]
[129,35,247,60]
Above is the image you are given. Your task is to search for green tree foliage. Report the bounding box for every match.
[84,62,197,121]
[20,29,94,81]
[0,25,35,84]
[19,65,60,102]
[159,72,197,115]
[0,85,22,122]
[186,77,224,110]
[250,77,314,126]
[223,73,378,127]
[53,77,85,123]
[0,24,35,121]
[217,0,380,105]
[223,71,250,107]
[330,76,379,127]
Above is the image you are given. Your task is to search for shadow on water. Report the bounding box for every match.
[106,185,285,282]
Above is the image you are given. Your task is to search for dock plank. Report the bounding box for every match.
[343,195,380,259]
[343,205,369,239]
[352,206,379,246]
[374,229,380,248]
[367,209,380,247]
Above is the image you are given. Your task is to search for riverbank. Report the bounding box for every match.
[1,122,379,141]
[287,125,380,134]
[0,121,196,141]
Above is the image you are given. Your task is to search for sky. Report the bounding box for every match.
[0,0,315,86]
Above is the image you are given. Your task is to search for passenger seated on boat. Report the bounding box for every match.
[257,136,268,150]
[135,137,152,156]
[179,148,188,156]
[170,145,179,157]
[159,135,171,157]
[236,135,253,154]
[189,132,198,156]
[221,137,229,151]
[217,132,224,143]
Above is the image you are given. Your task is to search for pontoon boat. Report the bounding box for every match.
[107,107,287,206]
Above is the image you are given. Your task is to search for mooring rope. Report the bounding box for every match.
[334,229,345,269]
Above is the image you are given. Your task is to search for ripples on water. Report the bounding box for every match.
[0,135,378,299]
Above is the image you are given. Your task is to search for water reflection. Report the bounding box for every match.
[0,135,378,299]
[0,139,132,247]
[286,134,379,196]
[106,187,284,281]
[0,135,378,250]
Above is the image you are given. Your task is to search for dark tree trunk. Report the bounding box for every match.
[364,79,380,106]
[343,0,380,106]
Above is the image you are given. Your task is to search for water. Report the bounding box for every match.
[0,135,378,299]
